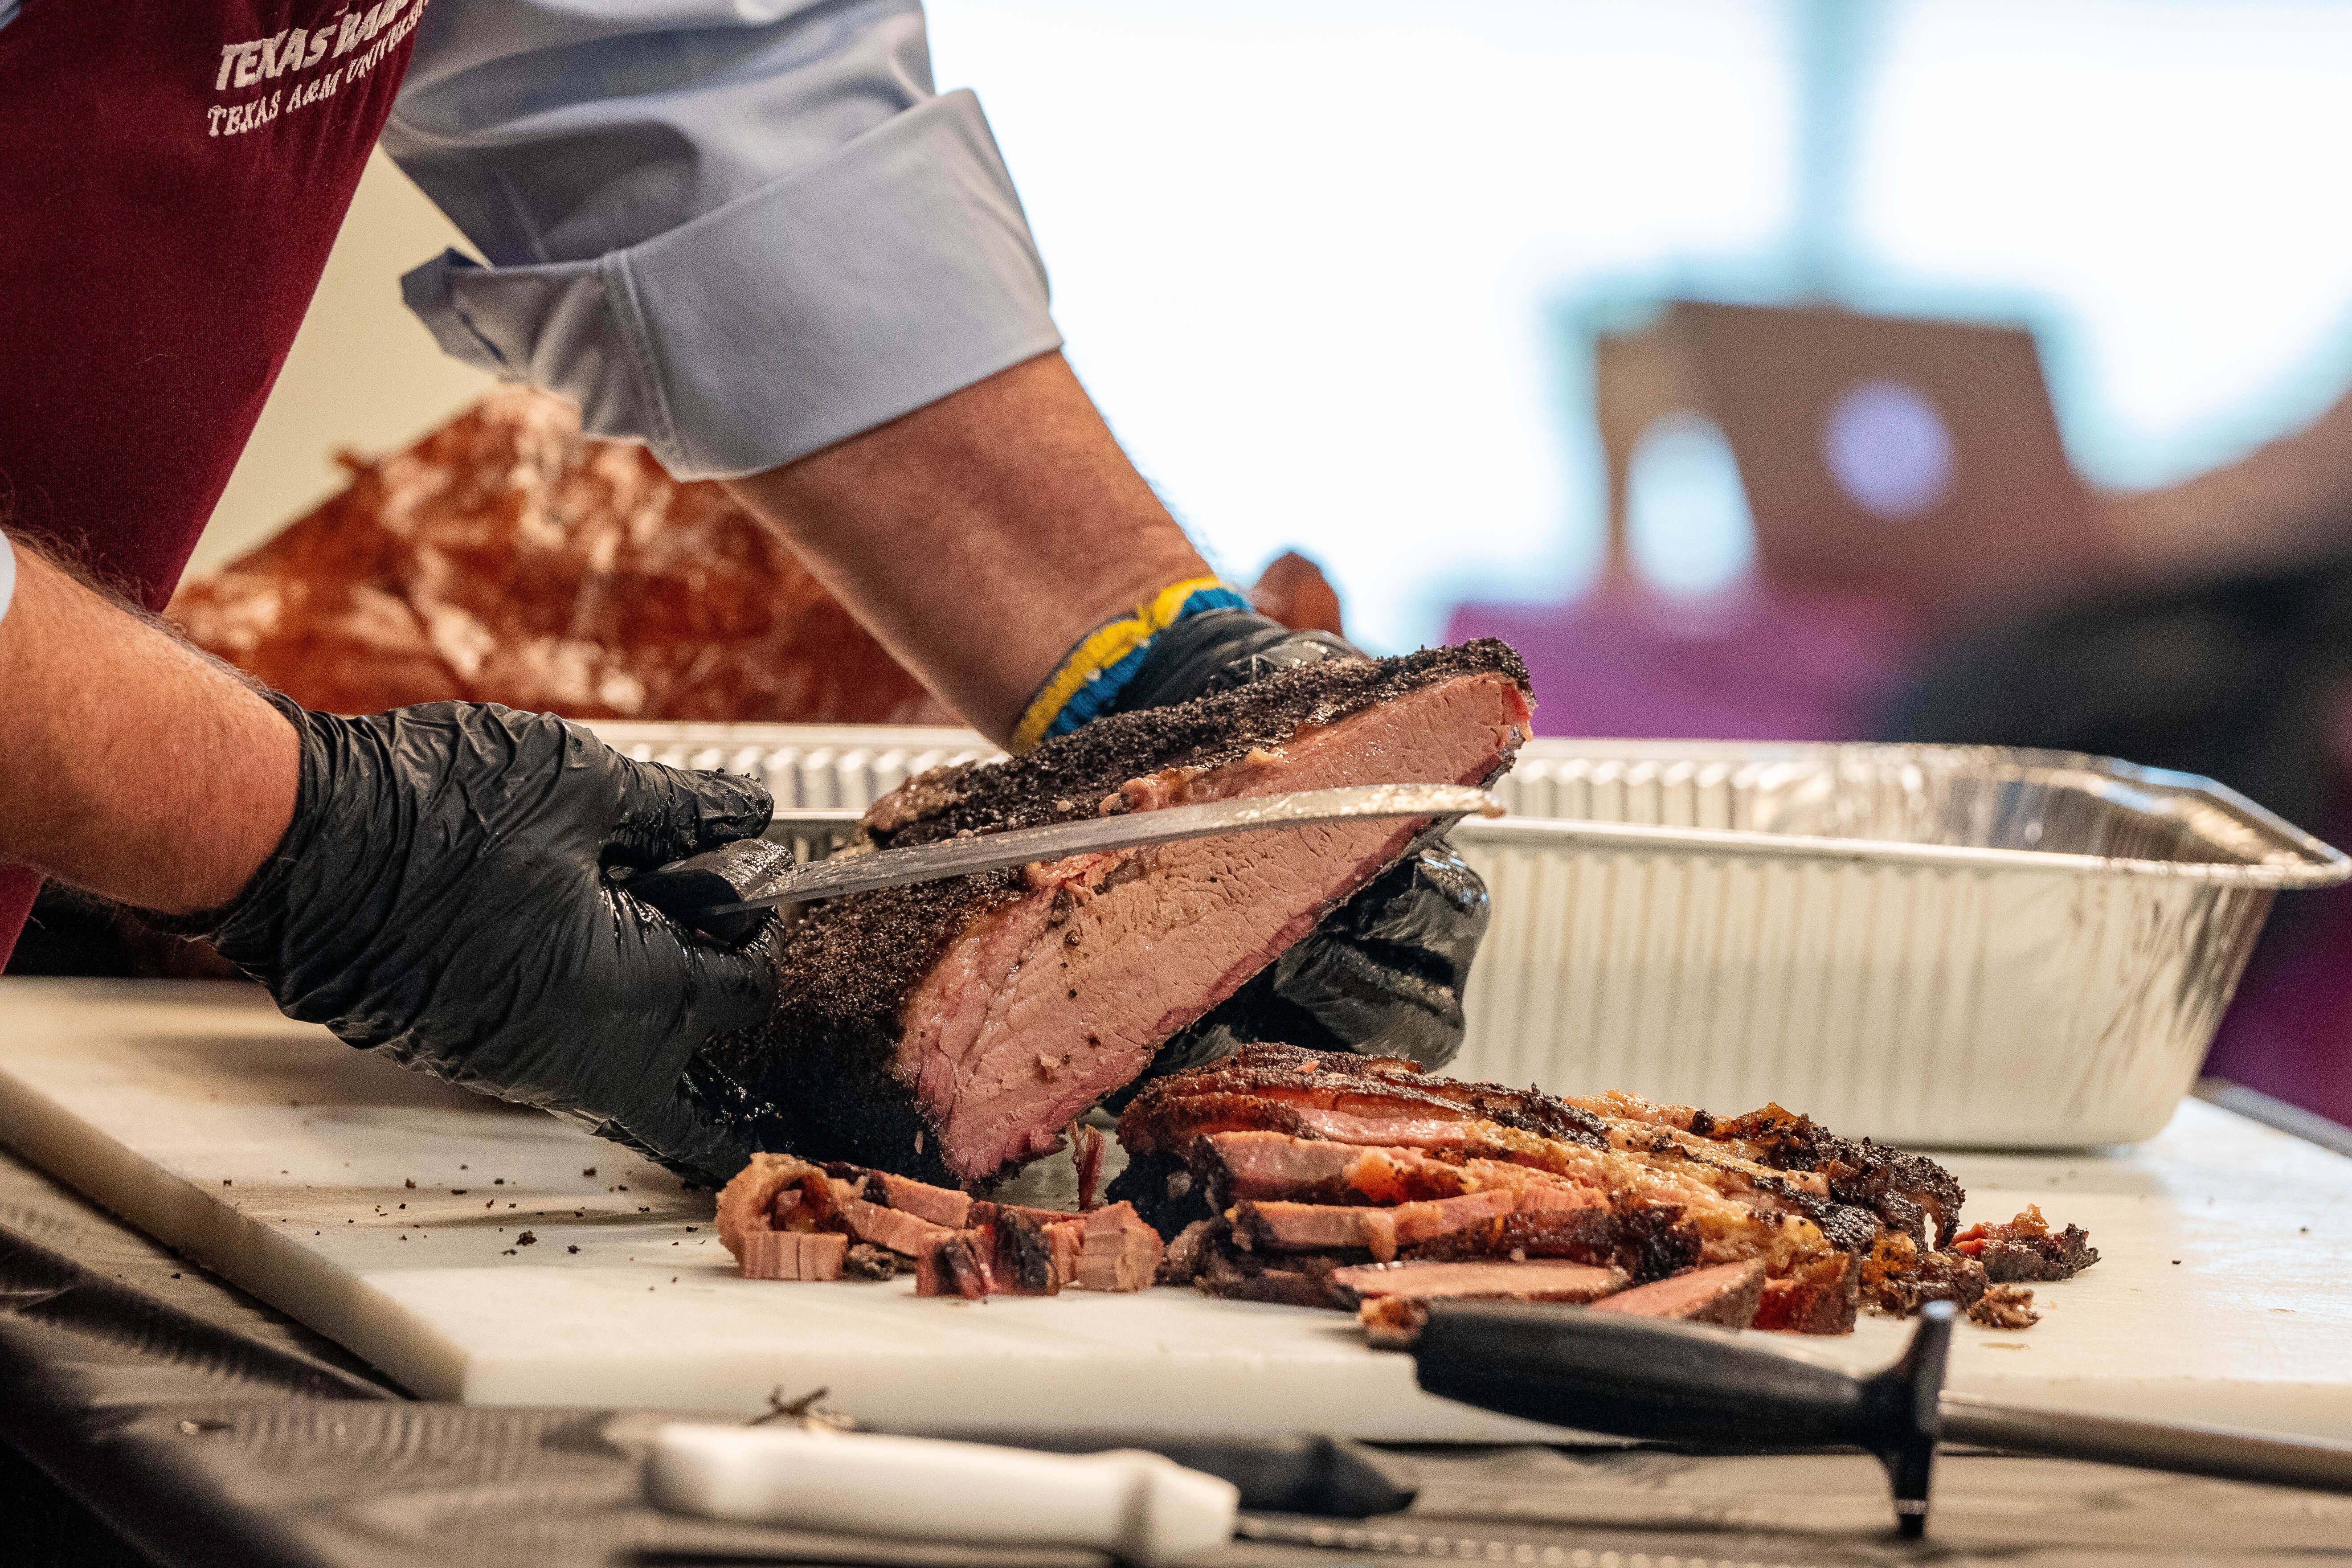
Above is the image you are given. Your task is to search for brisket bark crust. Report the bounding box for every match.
[688,641,1533,1185]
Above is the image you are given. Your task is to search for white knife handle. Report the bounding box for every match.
[647,1424,1238,1566]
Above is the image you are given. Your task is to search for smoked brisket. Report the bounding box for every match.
[688,642,1534,1185]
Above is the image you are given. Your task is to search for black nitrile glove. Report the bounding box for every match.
[1107,609,1493,1076]
[174,698,778,1183]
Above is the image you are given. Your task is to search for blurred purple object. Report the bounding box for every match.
[2203,821,2352,1132]
[1444,577,1917,741]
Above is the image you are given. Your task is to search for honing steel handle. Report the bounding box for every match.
[1414,1299,1954,1538]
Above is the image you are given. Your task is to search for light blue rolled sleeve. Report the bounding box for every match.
[386,0,1063,479]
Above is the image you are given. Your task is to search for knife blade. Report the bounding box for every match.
[626,783,1502,942]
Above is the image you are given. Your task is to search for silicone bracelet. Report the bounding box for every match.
[1011,576,1251,753]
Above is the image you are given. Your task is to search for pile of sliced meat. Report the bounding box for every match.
[715,1154,1162,1299]
[685,641,1534,1189]
[1105,1044,2097,1342]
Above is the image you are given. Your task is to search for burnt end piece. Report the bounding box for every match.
[842,1243,899,1281]
[1107,1148,1216,1240]
[1714,1105,1966,1250]
[1969,1284,2041,1329]
[1751,1251,1861,1335]
[1951,1206,2099,1284]
[687,640,1533,1187]
[1865,1238,1989,1318]
[914,1230,995,1298]
[986,1209,1062,1296]
[1983,1225,2100,1283]
[1197,1241,1343,1308]
[1158,1219,1223,1286]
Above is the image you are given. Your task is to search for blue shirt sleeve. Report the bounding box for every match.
[386,0,1064,479]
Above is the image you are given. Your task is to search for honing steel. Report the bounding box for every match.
[626,782,1502,942]
[1412,1299,2352,1539]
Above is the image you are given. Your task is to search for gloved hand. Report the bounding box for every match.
[1104,609,1493,1076]
[168,698,778,1184]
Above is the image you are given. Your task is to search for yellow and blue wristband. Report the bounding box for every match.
[1011,575,1251,753]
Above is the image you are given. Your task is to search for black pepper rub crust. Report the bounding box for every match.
[862,639,1530,848]
[1711,1104,1967,1249]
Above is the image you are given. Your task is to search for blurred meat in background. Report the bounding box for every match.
[168,386,1346,725]
[169,387,949,725]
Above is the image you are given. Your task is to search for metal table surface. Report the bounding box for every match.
[5,1092,2351,1568]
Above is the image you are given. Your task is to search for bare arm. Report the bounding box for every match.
[724,352,1213,745]
[0,537,297,913]
[0,354,1193,905]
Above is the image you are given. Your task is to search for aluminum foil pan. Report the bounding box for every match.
[1452,741,2347,1148]
[587,723,2347,1149]
[590,721,992,862]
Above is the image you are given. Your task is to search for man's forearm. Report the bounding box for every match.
[0,536,297,913]
[724,352,1213,745]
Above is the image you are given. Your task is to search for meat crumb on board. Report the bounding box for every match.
[714,1153,1161,1295]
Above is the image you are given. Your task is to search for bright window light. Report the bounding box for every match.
[1626,413,1757,597]
[926,0,1793,651]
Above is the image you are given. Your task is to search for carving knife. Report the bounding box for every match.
[624,782,1503,942]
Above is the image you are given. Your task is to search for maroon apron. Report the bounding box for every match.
[0,0,427,962]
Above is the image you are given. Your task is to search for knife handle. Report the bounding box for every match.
[620,839,796,945]
[1414,1298,1954,1537]
[648,1424,1239,1566]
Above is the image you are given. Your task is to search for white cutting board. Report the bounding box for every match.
[2,978,2348,1441]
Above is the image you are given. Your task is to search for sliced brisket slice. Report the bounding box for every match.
[1112,1046,1871,1281]
[1399,1207,1701,1284]
[1337,1258,1629,1348]
[1587,1261,1767,1327]
[1329,1259,1628,1306]
[1117,1043,1607,1159]
[1233,1191,1522,1259]
[693,641,1532,1186]
[870,1171,973,1228]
